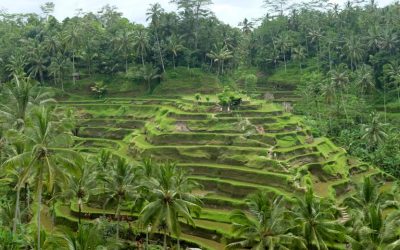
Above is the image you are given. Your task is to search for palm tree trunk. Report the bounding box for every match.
[155,31,165,73]
[340,91,349,120]
[146,230,149,250]
[72,52,76,85]
[147,79,151,93]
[173,55,176,69]
[12,185,21,234]
[116,196,121,240]
[125,56,128,74]
[327,45,331,71]
[39,70,44,85]
[37,173,43,250]
[177,237,180,250]
[78,198,82,225]
[163,232,167,250]
[383,87,387,123]
[283,53,287,72]
[26,182,30,214]
[141,50,145,67]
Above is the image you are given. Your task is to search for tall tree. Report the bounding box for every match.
[227,192,304,249]
[102,157,139,239]
[133,28,149,66]
[146,3,166,73]
[166,34,184,69]
[140,163,201,250]
[3,106,82,250]
[290,188,347,249]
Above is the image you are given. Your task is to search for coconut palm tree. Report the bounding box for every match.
[290,187,347,250]
[378,28,398,55]
[227,192,304,249]
[292,46,306,71]
[5,54,27,78]
[344,34,365,70]
[3,106,82,250]
[140,163,201,250]
[1,131,28,234]
[63,163,97,225]
[349,205,400,250]
[355,64,375,97]
[57,223,120,250]
[63,24,82,85]
[384,60,400,102]
[329,66,350,119]
[274,33,292,72]
[361,113,388,150]
[238,18,254,35]
[102,157,139,239]
[0,76,54,130]
[344,176,384,212]
[137,64,161,93]
[133,29,149,67]
[146,3,166,73]
[113,29,133,73]
[206,44,233,75]
[166,34,184,69]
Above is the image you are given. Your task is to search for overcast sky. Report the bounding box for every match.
[0,0,395,27]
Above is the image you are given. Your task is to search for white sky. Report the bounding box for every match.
[0,0,395,27]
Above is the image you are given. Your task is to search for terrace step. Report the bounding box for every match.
[78,127,136,140]
[190,176,294,199]
[179,163,290,190]
[145,132,274,147]
[79,118,145,129]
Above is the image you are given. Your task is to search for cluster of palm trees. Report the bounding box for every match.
[228,177,400,249]
[0,1,241,88]
[0,77,201,249]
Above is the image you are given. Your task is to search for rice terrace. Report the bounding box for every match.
[0,0,400,249]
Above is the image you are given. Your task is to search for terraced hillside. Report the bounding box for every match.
[56,90,385,249]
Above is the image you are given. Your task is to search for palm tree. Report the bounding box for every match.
[349,205,400,250]
[355,64,375,97]
[206,45,233,75]
[361,113,388,150]
[227,192,303,249]
[137,64,161,93]
[133,29,149,67]
[113,29,133,73]
[48,53,70,90]
[384,60,400,102]
[1,131,28,234]
[57,223,119,250]
[274,33,292,72]
[63,163,97,225]
[3,106,82,250]
[102,157,139,239]
[140,163,201,250]
[63,24,82,85]
[166,35,184,69]
[308,27,323,70]
[5,54,27,78]
[0,76,54,130]
[378,28,398,55]
[344,176,384,211]
[292,46,306,71]
[238,18,254,35]
[27,41,47,85]
[146,3,166,73]
[344,34,365,70]
[290,187,346,249]
[330,66,350,119]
